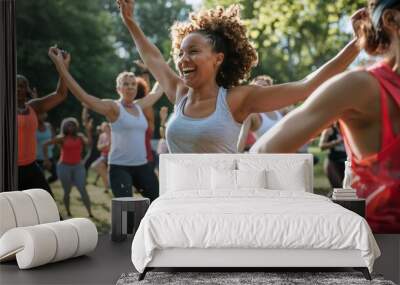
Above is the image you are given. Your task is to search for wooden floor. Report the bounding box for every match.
[0,235,134,285]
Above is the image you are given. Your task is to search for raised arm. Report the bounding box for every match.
[159,106,169,139]
[249,71,366,153]
[81,117,93,147]
[136,81,164,110]
[238,38,359,117]
[48,47,119,122]
[235,9,366,120]
[28,53,70,114]
[117,0,183,103]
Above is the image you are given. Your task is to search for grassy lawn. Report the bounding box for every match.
[309,146,331,196]
[51,149,332,234]
[51,173,113,234]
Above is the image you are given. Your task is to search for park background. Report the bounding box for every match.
[17,0,369,233]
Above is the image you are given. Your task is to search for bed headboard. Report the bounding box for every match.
[159,154,314,195]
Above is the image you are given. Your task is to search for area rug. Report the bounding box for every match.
[116,271,396,285]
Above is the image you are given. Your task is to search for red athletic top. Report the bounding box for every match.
[246,132,256,147]
[341,62,400,234]
[60,136,84,165]
[18,106,38,166]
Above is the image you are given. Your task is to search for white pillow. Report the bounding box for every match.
[236,169,267,189]
[167,162,209,191]
[266,167,307,191]
[211,169,267,191]
[211,168,236,190]
[167,160,235,192]
[237,159,308,192]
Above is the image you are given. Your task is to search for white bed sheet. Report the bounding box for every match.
[131,190,380,273]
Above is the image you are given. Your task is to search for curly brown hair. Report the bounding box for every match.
[171,5,258,89]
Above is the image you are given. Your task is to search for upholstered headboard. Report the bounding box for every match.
[159,154,314,195]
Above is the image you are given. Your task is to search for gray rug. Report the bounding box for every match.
[117,271,396,285]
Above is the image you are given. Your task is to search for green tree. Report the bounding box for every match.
[106,0,191,133]
[17,0,191,134]
[203,0,365,83]
[17,0,125,128]
[108,0,191,68]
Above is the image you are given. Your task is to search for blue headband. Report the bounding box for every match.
[372,0,399,28]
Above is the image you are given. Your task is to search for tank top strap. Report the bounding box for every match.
[176,95,188,114]
[175,87,229,116]
[216,87,237,120]
[116,100,145,119]
[368,62,400,148]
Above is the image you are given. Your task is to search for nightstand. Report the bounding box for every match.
[331,198,365,218]
[111,197,150,242]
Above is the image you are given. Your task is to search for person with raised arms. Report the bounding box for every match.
[48,48,163,201]
[116,0,364,153]
[251,0,400,233]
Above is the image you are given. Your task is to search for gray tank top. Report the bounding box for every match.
[166,87,242,153]
[109,102,148,166]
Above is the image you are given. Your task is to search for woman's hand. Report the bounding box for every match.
[48,46,65,68]
[116,0,135,26]
[350,8,368,41]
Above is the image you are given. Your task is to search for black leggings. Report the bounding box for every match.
[109,163,159,202]
[324,159,345,189]
[18,162,53,195]
[37,159,58,183]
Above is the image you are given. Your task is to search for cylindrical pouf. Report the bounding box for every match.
[65,218,98,257]
[24,189,59,224]
[0,196,17,237]
[0,226,57,269]
[42,221,79,262]
[0,192,39,227]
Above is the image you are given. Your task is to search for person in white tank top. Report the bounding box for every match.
[48,52,164,202]
[117,1,363,153]
[237,75,283,152]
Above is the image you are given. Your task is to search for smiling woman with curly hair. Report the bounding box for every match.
[115,1,360,153]
[171,5,258,89]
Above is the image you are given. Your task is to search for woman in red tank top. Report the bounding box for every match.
[16,52,69,194]
[252,0,400,233]
[43,117,94,217]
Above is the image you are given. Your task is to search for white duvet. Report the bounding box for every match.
[131,190,380,273]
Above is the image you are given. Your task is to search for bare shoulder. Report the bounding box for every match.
[329,69,377,93]
[226,85,255,105]
[309,69,378,104]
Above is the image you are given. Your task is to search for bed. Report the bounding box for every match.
[131,154,380,280]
